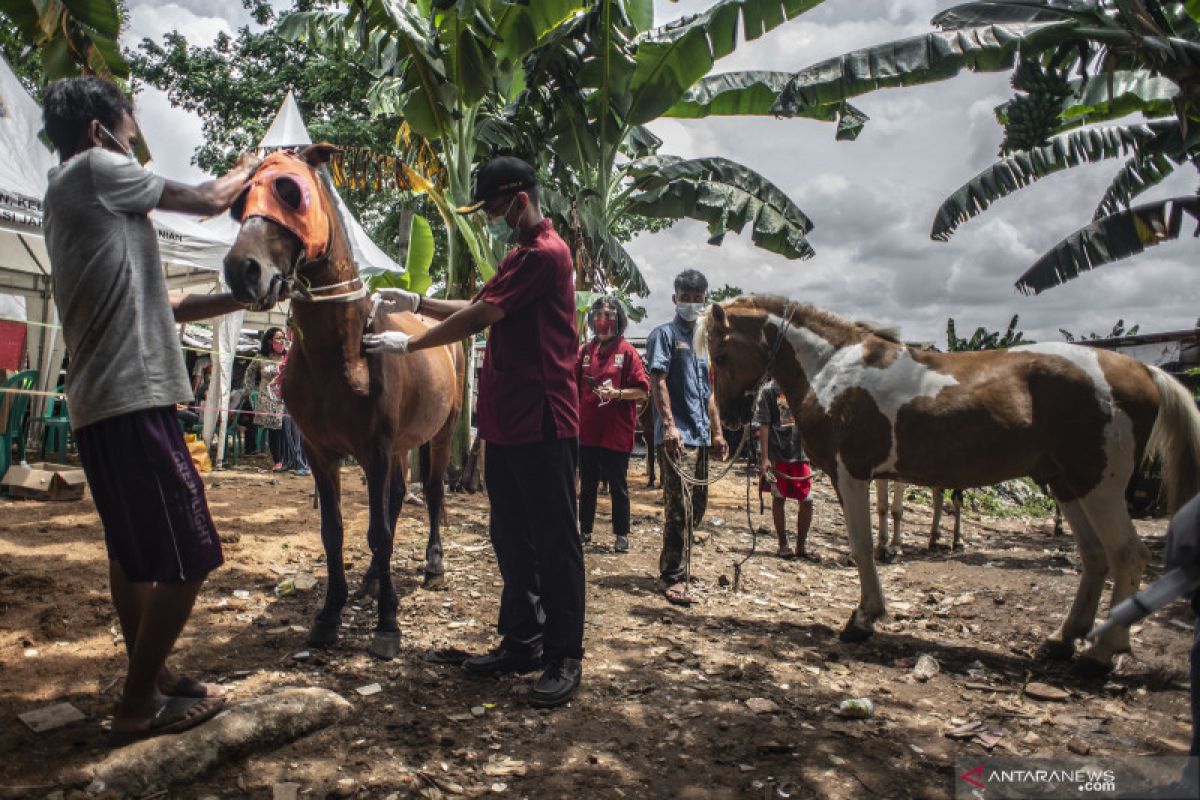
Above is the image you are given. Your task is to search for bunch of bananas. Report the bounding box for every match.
[997,60,1072,154]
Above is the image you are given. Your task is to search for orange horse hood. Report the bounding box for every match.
[231,151,332,262]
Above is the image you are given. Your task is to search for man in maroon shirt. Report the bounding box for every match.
[364,157,583,708]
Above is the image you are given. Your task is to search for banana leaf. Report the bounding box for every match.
[627,0,826,124]
[626,155,815,261]
[1094,120,1200,218]
[931,1,1100,29]
[774,20,1078,113]
[1015,195,1200,293]
[931,123,1169,241]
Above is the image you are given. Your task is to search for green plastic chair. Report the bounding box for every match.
[1,370,39,480]
[247,390,269,454]
[33,387,71,463]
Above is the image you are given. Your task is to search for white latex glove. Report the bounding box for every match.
[363,331,413,354]
[373,287,422,314]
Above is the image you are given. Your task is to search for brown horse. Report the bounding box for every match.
[222,145,464,659]
[704,296,1200,669]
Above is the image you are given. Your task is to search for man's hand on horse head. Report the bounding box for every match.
[372,288,422,315]
[363,331,412,355]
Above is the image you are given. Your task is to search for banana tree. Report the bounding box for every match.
[1,0,129,81]
[670,0,1200,293]
[281,0,591,298]
[498,0,853,295]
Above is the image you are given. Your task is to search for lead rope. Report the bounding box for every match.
[661,303,798,597]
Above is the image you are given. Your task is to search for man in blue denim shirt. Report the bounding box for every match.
[646,270,728,605]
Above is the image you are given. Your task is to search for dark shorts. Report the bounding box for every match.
[760,460,812,501]
[76,406,223,583]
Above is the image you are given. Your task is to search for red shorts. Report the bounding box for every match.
[760,460,812,501]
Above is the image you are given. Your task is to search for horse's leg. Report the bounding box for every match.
[364,451,401,660]
[885,480,904,561]
[1075,488,1150,670]
[1053,500,1065,536]
[929,488,944,549]
[950,489,965,549]
[1038,499,1106,661]
[839,466,886,642]
[873,479,889,561]
[423,437,451,589]
[307,453,346,648]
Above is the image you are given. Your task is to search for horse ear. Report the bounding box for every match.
[300,142,342,167]
[710,302,728,329]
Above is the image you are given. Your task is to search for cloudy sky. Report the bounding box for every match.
[125,0,1199,345]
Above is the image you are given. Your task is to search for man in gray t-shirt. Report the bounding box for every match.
[42,76,262,744]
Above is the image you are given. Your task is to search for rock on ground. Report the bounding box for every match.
[82,688,351,797]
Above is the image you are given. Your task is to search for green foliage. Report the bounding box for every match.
[710,284,744,303]
[1,0,129,81]
[1058,320,1141,342]
[904,479,1057,519]
[946,315,1033,351]
[131,1,443,275]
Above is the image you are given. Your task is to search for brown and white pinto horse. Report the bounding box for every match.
[705,296,1200,668]
[223,145,465,660]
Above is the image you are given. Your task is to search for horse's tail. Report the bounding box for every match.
[1145,365,1200,513]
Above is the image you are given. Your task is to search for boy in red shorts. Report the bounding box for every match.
[754,380,818,561]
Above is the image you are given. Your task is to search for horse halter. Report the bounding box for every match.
[734,302,797,413]
[231,151,366,304]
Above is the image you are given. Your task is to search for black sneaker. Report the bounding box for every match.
[529,658,582,708]
[614,535,630,553]
[463,647,543,677]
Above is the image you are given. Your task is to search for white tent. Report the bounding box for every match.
[0,56,286,465]
[257,91,403,277]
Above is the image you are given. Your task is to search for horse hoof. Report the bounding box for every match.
[306,618,340,648]
[369,631,402,660]
[839,618,874,643]
[1035,638,1076,662]
[356,578,380,600]
[423,572,447,590]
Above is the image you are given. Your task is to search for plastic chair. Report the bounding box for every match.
[34,387,71,463]
[1,370,39,480]
[222,425,242,466]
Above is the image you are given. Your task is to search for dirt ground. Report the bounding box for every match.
[0,453,1195,800]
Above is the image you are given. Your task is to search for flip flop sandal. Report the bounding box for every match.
[776,547,795,560]
[795,551,822,563]
[663,584,694,606]
[108,695,225,747]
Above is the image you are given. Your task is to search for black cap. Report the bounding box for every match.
[456,156,536,214]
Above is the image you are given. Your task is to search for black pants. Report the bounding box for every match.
[267,427,285,464]
[579,446,631,537]
[485,436,584,661]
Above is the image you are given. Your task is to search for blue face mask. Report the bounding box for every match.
[485,197,517,242]
[676,302,705,322]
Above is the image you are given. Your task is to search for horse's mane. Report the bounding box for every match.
[721,295,903,344]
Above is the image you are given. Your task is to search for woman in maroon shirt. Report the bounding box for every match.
[576,297,650,552]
